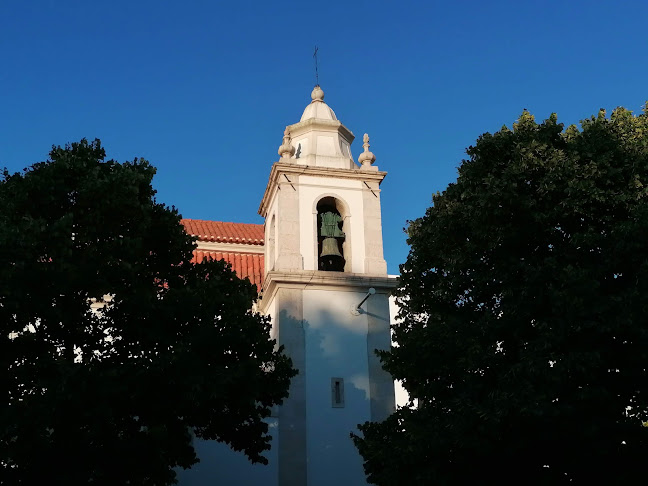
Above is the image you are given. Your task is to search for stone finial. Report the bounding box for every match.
[311,85,324,102]
[278,128,296,159]
[358,133,376,168]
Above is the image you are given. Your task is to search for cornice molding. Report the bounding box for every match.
[258,270,398,313]
[258,162,387,216]
[287,118,355,143]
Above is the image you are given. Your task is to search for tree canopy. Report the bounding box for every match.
[0,139,296,485]
[354,106,648,485]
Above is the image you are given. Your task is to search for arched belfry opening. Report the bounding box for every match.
[317,197,346,272]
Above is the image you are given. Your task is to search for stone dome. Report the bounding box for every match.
[300,85,338,121]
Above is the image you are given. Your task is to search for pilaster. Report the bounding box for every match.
[275,173,303,270]
[362,180,388,275]
[275,288,307,486]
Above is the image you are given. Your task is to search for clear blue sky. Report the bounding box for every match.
[1,0,646,274]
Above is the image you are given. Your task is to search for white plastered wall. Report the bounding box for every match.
[302,288,372,486]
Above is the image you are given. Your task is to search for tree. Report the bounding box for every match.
[0,139,296,485]
[354,107,648,485]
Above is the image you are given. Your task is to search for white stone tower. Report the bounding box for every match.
[258,85,396,486]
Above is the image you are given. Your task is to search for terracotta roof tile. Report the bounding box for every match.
[181,219,266,291]
[191,250,265,291]
[181,219,264,245]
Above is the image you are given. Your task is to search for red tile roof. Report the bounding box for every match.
[181,219,264,245]
[192,250,265,291]
[180,219,265,291]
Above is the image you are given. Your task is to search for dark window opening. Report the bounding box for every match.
[317,197,345,272]
[331,378,345,407]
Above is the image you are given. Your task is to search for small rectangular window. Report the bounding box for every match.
[331,377,345,408]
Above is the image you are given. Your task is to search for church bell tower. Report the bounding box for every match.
[258,85,396,486]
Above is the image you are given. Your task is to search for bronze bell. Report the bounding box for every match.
[320,237,343,258]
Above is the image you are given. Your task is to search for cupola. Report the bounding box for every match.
[284,85,356,169]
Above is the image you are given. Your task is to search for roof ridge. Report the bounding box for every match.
[181,218,263,226]
[180,218,265,246]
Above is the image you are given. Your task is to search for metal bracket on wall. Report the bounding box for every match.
[284,174,296,191]
[350,287,376,315]
[363,181,377,197]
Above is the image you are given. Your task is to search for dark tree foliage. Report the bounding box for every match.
[0,139,296,485]
[354,107,648,485]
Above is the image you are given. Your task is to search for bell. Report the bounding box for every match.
[319,237,345,272]
[320,237,343,258]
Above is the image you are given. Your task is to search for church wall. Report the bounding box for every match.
[176,284,393,486]
[297,176,365,273]
[302,287,372,486]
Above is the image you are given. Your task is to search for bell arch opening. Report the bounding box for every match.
[316,196,350,272]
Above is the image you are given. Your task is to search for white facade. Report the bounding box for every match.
[178,86,396,486]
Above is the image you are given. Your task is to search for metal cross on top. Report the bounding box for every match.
[313,46,319,86]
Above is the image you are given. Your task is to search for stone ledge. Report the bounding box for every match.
[258,270,398,313]
[259,162,387,216]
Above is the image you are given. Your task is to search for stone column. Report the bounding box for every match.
[362,181,387,275]
[275,172,303,271]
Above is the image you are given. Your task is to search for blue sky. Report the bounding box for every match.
[1,0,647,274]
